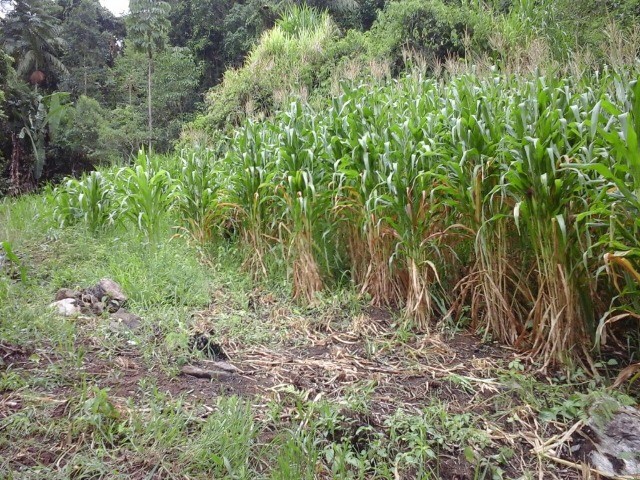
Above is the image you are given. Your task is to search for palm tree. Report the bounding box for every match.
[127,0,170,152]
[1,0,67,90]
[0,0,68,189]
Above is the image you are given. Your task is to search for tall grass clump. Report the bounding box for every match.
[199,5,338,131]
[224,102,332,302]
[226,121,275,278]
[328,79,456,327]
[271,102,330,302]
[221,68,640,365]
[503,78,598,367]
[375,93,453,329]
[586,76,640,349]
[440,75,529,345]
[328,85,404,307]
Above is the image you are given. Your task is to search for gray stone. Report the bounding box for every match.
[49,298,80,317]
[92,279,127,303]
[92,302,105,316]
[106,299,121,313]
[77,296,105,316]
[585,399,640,476]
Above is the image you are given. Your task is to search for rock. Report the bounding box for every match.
[91,279,127,303]
[111,309,142,330]
[52,280,132,320]
[106,299,121,313]
[80,293,94,304]
[91,302,105,316]
[180,365,232,379]
[73,293,103,316]
[581,398,640,477]
[79,299,105,316]
[49,298,80,317]
[86,294,105,316]
[54,288,78,301]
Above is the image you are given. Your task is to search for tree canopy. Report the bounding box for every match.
[1,0,67,87]
[1,0,639,195]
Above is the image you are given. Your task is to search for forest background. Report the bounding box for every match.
[1,0,638,195]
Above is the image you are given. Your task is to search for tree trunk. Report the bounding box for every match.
[9,132,33,196]
[34,59,39,95]
[9,133,22,195]
[147,52,153,153]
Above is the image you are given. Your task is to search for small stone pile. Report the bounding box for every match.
[49,278,141,330]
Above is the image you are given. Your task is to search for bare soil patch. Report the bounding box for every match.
[0,300,602,479]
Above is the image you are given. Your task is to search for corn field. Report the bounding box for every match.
[52,68,640,368]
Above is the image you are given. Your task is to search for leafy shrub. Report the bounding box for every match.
[52,65,640,369]
[110,45,203,154]
[98,106,148,162]
[52,96,108,166]
[367,0,492,72]
[222,0,281,67]
[191,5,339,133]
[555,0,640,62]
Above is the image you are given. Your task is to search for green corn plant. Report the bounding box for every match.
[329,83,404,306]
[579,76,640,350]
[52,171,115,232]
[381,133,450,331]
[503,76,598,368]
[227,120,277,279]
[211,66,640,368]
[174,150,225,244]
[116,151,176,242]
[442,75,530,345]
[273,102,330,303]
[1,240,28,283]
[52,183,77,227]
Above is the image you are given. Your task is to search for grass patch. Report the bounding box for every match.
[1,192,637,479]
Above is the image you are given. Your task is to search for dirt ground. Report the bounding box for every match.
[1,294,599,479]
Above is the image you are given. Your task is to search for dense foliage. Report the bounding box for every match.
[3,3,640,478]
[52,68,640,369]
[2,0,640,367]
[1,0,358,192]
[2,0,639,192]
